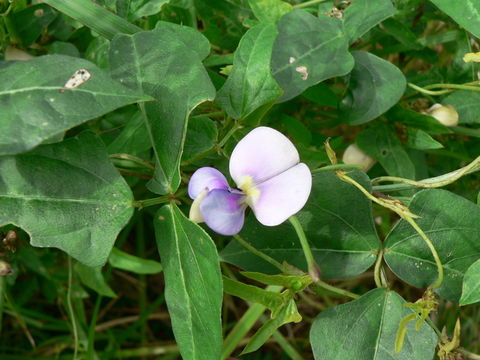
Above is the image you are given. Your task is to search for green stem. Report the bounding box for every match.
[86,296,102,360]
[67,257,79,359]
[459,348,480,360]
[403,217,443,289]
[132,196,170,208]
[314,279,359,299]
[293,0,327,9]
[288,216,320,281]
[312,164,362,174]
[408,82,480,96]
[233,235,284,272]
[218,123,242,148]
[407,83,451,96]
[374,249,385,288]
[0,277,4,334]
[191,111,224,119]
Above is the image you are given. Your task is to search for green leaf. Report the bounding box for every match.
[130,0,170,20]
[10,4,57,46]
[154,204,222,360]
[242,299,301,354]
[0,132,134,267]
[384,189,480,302]
[429,0,480,39]
[460,259,480,306]
[241,272,312,291]
[407,129,444,150]
[221,171,380,278]
[108,247,163,275]
[216,23,282,120]
[340,51,406,125]
[310,288,438,360]
[357,124,415,179]
[43,0,141,40]
[110,25,215,194]
[271,9,354,102]
[280,115,312,145]
[443,90,480,124]
[248,0,292,23]
[74,263,116,298]
[107,112,152,155]
[342,0,396,43]
[182,117,218,162]
[386,105,452,134]
[0,55,151,156]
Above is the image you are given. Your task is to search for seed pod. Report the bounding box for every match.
[342,144,376,171]
[3,230,17,252]
[426,104,459,127]
[0,261,13,276]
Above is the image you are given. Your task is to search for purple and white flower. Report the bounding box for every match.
[188,126,312,235]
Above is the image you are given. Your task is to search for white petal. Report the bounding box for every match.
[251,163,312,226]
[229,127,300,187]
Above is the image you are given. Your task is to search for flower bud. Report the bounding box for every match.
[426,104,459,127]
[342,144,376,172]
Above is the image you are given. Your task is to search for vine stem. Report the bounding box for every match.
[311,163,362,174]
[67,256,79,359]
[403,216,444,289]
[408,81,480,96]
[233,235,284,272]
[293,0,327,9]
[288,215,319,281]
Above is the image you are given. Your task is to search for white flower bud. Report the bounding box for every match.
[426,103,459,127]
[342,144,376,172]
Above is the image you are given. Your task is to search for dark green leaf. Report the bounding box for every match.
[182,117,218,162]
[221,171,380,278]
[342,0,396,43]
[340,51,406,125]
[155,204,222,360]
[241,272,312,291]
[280,115,312,145]
[0,55,151,156]
[384,189,480,302]
[110,25,215,194]
[310,288,438,360]
[271,9,354,101]
[460,259,480,306]
[357,124,415,179]
[443,90,480,124]
[216,23,282,120]
[130,0,170,20]
[386,105,452,134]
[108,247,163,275]
[75,263,116,298]
[429,0,480,39]
[0,132,134,266]
[10,4,57,46]
[107,111,152,155]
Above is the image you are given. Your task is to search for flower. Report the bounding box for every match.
[425,103,459,127]
[188,127,312,235]
[342,143,376,172]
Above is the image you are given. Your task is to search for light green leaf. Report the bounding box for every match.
[248,0,292,23]
[386,105,452,134]
[0,132,134,267]
[221,171,380,278]
[357,124,415,179]
[310,288,437,360]
[460,259,480,306]
[443,90,480,124]
[271,9,354,102]
[342,0,396,43]
[241,272,312,291]
[429,0,480,39]
[216,23,282,120]
[75,263,116,298]
[110,25,215,194]
[340,51,406,125]
[407,129,444,150]
[0,55,151,156]
[384,189,480,302]
[154,204,222,360]
[242,299,301,354]
[108,247,163,275]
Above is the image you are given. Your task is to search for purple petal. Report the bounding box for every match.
[200,189,246,235]
[252,163,312,226]
[188,167,229,199]
[229,127,300,187]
